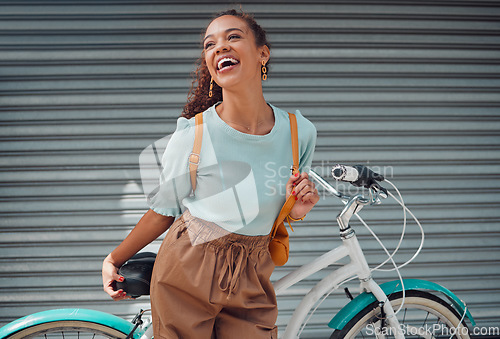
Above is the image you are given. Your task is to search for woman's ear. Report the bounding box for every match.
[260,45,270,64]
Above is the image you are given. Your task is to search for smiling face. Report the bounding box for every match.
[203,15,269,91]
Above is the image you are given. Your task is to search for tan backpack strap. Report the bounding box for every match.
[288,112,299,175]
[270,113,300,238]
[189,113,203,192]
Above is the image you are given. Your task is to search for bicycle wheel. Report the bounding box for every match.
[4,320,128,339]
[330,290,470,339]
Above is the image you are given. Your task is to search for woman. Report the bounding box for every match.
[102,9,319,338]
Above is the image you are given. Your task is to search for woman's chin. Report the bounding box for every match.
[216,73,261,92]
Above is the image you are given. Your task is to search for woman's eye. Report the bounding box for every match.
[204,34,240,49]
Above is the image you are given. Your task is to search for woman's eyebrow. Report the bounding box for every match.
[203,27,245,43]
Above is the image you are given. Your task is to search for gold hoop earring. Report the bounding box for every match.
[261,60,267,81]
[209,78,213,98]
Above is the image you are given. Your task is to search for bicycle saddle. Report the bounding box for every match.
[116,252,157,298]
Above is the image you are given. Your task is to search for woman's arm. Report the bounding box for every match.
[102,209,174,300]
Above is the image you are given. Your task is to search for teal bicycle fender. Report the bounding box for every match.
[0,308,144,339]
[328,278,475,330]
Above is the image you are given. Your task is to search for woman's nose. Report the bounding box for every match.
[215,43,230,54]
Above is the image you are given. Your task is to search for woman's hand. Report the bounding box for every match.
[102,254,130,301]
[101,210,174,301]
[286,171,320,219]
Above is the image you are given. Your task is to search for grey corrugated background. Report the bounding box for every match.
[1,1,499,337]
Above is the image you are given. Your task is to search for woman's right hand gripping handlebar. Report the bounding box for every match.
[101,209,174,301]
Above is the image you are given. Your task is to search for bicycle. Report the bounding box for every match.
[0,165,475,338]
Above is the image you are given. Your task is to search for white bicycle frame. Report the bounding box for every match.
[135,170,404,339]
[274,170,404,339]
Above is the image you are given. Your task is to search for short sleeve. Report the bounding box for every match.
[148,117,195,217]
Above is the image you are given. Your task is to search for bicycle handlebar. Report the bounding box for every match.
[309,164,388,202]
[308,169,345,199]
[332,164,384,185]
[332,164,387,197]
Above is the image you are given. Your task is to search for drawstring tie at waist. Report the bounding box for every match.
[218,242,248,299]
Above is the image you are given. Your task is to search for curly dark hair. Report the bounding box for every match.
[182,9,271,119]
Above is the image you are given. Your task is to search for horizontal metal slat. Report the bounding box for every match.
[1,0,499,333]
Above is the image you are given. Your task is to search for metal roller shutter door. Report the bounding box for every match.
[1,1,499,337]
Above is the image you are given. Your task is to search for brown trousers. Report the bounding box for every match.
[150,210,278,339]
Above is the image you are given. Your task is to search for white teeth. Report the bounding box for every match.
[217,57,239,70]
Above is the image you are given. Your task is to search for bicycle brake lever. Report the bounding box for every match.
[369,184,388,205]
[373,184,388,198]
[350,165,384,188]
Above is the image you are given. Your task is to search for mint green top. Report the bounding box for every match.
[149,103,317,236]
